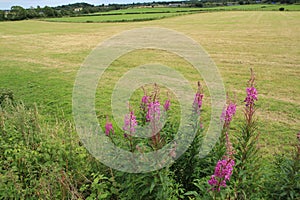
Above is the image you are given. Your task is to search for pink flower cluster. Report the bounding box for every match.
[221,102,237,127]
[141,95,149,105]
[164,99,171,111]
[105,122,114,136]
[244,87,258,106]
[208,158,235,192]
[146,101,161,122]
[193,93,204,113]
[141,95,149,112]
[123,111,138,135]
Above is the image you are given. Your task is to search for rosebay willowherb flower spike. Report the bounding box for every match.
[146,101,161,123]
[244,68,258,124]
[221,101,237,129]
[244,87,258,107]
[209,102,236,192]
[140,86,150,112]
[193,81,204,114]
[208,158,235,192]
[244,68,258,107]
[123,111,138,136]
[164,99,170,111]
[164,92,171,111]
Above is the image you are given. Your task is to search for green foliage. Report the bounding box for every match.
[79,173,113,200]
[0,89,15,107]
[0,100,110,199]
[232,120,263,199]
[171,113,204,192]
[265,145,300,199]
[116,169,184,200]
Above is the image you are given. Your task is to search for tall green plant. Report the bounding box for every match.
[232,69,262,199]
[171,81,204,192]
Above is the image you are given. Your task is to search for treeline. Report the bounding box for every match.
[0,2,191,21]
[0,3,128,21]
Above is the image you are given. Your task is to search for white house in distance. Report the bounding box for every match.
[168,3,186,7]
[74,7,83,12]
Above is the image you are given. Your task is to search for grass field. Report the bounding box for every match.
[88,7,205,14]
[204,4,300,11]
[0,11,299,158]
[43,12,187,23]
[42,4,300,23]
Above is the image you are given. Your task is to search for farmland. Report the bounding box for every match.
[0,8,300,199]
[43,12,186,23]
[42,5,300,23]
[1,11,299,153]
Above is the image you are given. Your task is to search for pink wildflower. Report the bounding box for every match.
[193,81,204,113]
[221,102,237,128]
[123,111,138,135]
[105,122,114,136]
[146,101,161,122]
[141,95,149,112]
[208,158,235,192]
[244,87,258,107]
[164,99,171,111]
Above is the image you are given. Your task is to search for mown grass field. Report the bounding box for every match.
[43,12,187,23]
[204,4,300,11]
[0,11,299,158]
[42,5,300,23]
[88,7,205,14]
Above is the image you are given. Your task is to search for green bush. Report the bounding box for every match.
[0,96,111,199]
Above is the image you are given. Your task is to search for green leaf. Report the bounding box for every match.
[184,191,198,196]
[150,180,155,193]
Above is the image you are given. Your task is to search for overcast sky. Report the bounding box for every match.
[0,0,179,10]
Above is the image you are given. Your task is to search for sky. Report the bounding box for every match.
[0,0,178,10]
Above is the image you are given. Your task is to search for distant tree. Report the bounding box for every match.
[195,2,204,7]
[10,6,27,20]
[43,6,56,17]
[26,8,38,19]
[0,10,5,21]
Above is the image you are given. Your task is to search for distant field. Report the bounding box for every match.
[42,4,300,23]
[205,4,300,11]
[43,12,187,23]
[1,11,299,157]
[89,7,205,14]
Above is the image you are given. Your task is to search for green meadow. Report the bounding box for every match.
[1,11,299,155]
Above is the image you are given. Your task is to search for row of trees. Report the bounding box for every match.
[0,3,129,21]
